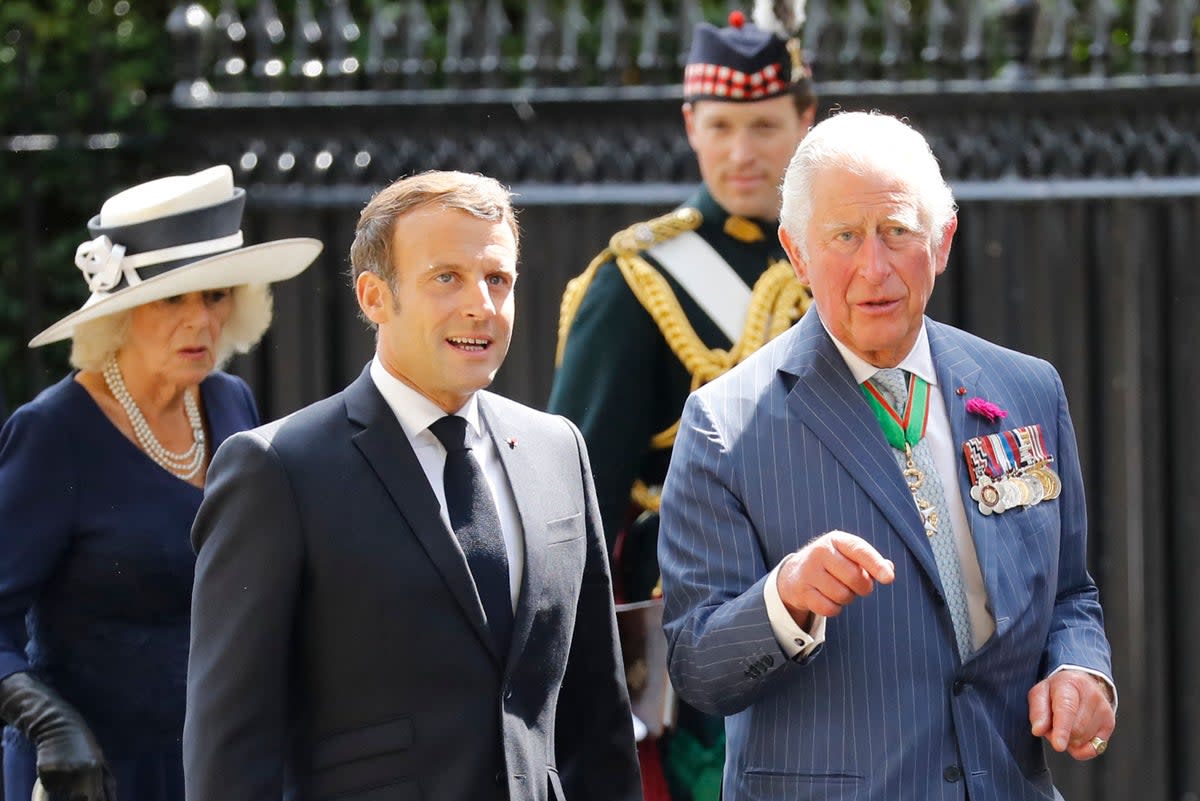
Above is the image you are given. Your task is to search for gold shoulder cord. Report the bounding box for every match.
[555,208,702,367]
[555,209,812,513]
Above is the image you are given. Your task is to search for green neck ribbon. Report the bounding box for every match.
[860,372,931,451]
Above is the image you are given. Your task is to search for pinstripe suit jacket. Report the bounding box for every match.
[659,309,1112,801]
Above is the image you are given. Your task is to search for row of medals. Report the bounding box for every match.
[969,460,1061,516]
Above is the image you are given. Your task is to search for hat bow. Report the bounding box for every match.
[75,235,131,293]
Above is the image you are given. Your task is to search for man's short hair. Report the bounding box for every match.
[350,171,520,289]
[780,112,957,258]
[787,79,818,117]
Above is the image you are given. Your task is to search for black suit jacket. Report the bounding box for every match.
[184,367,640,801]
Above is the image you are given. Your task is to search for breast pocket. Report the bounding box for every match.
[544,513,586,587]
[544,512,583,545]
[534,515,588,617]
[1011,499,1059,542]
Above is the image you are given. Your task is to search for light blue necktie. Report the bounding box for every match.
[870,368,974,661]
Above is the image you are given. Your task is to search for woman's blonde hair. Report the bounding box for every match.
[69,284,275,372]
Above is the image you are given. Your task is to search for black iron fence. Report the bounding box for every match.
[5,1,1200,798]
[164,76,1200,418]
[168,0,1200,97]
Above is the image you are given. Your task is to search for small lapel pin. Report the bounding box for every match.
[955,386,967,396]
[506,437,517,449]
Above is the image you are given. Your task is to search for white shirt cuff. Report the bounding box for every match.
[1051,664,1118,713]
[764,554,826,660]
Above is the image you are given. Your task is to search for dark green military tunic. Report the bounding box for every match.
[548,186,798,600]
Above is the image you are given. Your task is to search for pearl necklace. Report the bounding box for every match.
[102,356,207,480]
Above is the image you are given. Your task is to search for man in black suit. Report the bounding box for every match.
[184,171,641,801]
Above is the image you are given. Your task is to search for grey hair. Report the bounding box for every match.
[69,283,275,372]
[779,111,957,260]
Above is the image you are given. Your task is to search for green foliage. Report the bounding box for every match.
[0,0,172,408]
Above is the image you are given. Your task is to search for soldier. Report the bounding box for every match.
[548,4,816,800]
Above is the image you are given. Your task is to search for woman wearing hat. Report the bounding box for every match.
[0,165,321,801]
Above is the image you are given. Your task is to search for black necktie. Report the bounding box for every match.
[428,415,513,654]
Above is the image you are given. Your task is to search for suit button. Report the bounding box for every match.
[953,680,969,695]
[504,689,513,701]
[943,765,962,782]
[494,771,505,786]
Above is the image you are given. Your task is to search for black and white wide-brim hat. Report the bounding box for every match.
[29,164,323,348]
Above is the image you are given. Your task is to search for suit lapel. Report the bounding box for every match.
[480,395,545,675]
[780,313,941,585]
[927,323,1013,640]
[344,368,502,667]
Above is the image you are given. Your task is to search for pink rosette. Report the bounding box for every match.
[966,397,1007,423]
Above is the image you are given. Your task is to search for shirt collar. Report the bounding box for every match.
[817,312,938,388]
[369,356,483,442]
[688,185,780,242]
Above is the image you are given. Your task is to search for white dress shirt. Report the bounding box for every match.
[370,357,525,609]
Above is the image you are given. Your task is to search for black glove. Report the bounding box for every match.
[0,671,116,801]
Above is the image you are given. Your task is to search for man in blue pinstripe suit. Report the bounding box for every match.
[659,112,1116,800]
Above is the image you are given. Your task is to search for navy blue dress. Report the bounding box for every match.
[0,371,259,801]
